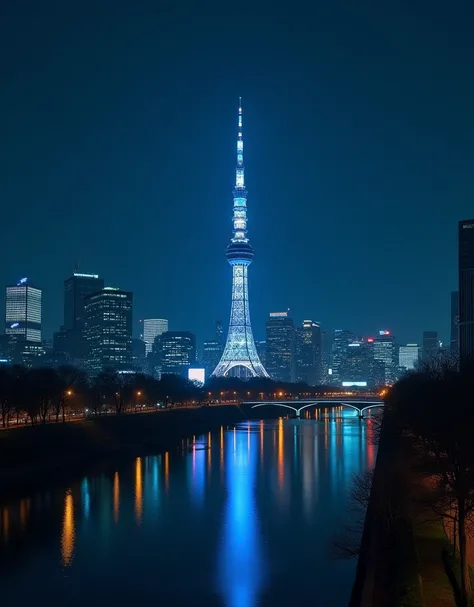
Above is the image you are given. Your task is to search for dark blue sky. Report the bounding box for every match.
[1,1,473,345]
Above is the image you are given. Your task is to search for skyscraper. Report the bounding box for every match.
[450,291,459,353]
[5,278,42,343]
[373,330,396,385]
[202,340,223,377]
[212,100,268,379]
[143,318,168,354]
[296,320,321,385]
[160,331,196,377]
[422,331,439,362]
[332,330,354,386]
[63,271,104,360]
[340,341,371,387]
[84,287,133,374]
[399,344,420,370]
[459,219,474,366]
[266,312,296,382]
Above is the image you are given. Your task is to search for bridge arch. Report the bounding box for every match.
[360,404,384,415]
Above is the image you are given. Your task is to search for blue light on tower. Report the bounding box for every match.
[211,99,269,378]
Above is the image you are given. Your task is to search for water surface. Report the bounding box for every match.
[0,411,376,606]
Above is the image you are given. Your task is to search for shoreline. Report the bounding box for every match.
[0,405,244,501]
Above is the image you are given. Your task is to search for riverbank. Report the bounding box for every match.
[0,405,244,499]
[350,413,423,606]
[351,410,474,607]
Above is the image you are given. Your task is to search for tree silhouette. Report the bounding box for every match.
[389,359,474,607]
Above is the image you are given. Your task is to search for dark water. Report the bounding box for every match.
[0,411,376,606]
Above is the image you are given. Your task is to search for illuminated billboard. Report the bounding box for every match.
[188,368,205,385]
[342,381,367,387]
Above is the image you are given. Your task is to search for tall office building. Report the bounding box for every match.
[450,291,459,353]
[340,341,371,387]
[211,100,268,378]
[202,340,223,377]
[459,219,474,366]
[64,272,104,331]
[373,330,396,385]
[255,340,267,367]
[84,287,133,374]
[332,330,354,386]
[320,330,332,384]
[63,271,104,360]
[296,320,321,385]
[399,344,420,371]
[160,331,196,377]
[132,338,147,372]
[143,318,168,354]
[422,331,439,362]
[266,311,296,382]
[5,278,42,343]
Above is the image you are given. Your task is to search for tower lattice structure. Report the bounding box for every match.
[211,99,269,378]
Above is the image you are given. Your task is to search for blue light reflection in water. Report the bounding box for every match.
[218,425,265,607]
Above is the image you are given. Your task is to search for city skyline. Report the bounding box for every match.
[2,6,473,346]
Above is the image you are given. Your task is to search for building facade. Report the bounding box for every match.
[459,219,474,366]
[211,100,268,378]
[84,287,133,374]
[62,271,104,361]
[331,330,354,386]
[373,330,396,385]
[160,331,196,377]
[202,340,222,377]
[266,311,296,382]
[338,341,370,387]
[296,320,321,385]
[5,278,42,344]
[399,344,420,371]
[143,318,168,355]
[422,331,439,362]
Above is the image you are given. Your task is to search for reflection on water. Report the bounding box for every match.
[61,490,75,567]
[113,471,120,523]
[135,457,143,525]
[0,410,376,606]
[219,425,264,607]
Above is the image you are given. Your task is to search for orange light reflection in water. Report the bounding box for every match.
[135,457,143,525]
[19,499,28,530]
[278,417,284,489]
[113,471,120,524]
[61,491,75,567]
[164,451,170,492]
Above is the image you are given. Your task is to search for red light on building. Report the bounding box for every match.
[367,337,374,343]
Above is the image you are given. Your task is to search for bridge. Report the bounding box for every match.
[243,398,384,419]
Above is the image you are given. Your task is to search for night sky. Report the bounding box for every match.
[2,2,473,345]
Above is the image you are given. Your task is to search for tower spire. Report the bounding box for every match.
[236,98,244,190]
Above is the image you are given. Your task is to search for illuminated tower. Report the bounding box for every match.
[212,99,269,378]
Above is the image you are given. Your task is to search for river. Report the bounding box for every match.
[0,410,376,606]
